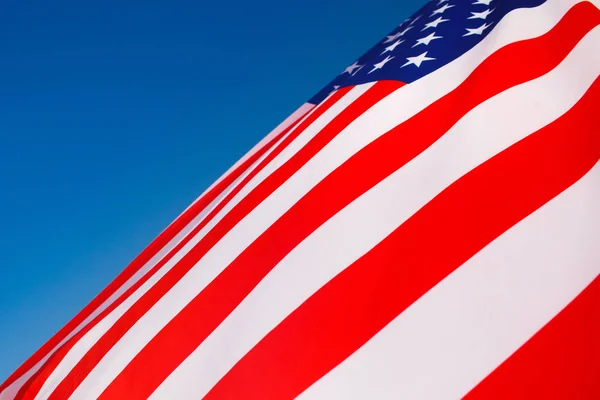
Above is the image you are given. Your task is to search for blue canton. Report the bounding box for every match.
[309,0,545,104]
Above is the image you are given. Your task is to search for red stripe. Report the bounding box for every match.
[96,81,403,399]
[465,276,600,400]
[13,100,319,400]
[0,96,298,395]
[99,4,599,398]
[43,82,401,400]
[204,45,600,400]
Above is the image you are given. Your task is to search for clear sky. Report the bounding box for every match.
[0,0,424,381]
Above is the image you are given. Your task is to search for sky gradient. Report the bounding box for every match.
[0,0,424,380]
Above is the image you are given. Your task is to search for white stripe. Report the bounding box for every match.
[66,1,587,398]
[0,371,38,400]
[149,23,600,400]
[299,147,600,400]
[36,86,369,400]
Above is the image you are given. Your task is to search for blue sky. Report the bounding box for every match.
[0,0,424,381]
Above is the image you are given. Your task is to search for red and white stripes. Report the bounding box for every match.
[2,0,599,398]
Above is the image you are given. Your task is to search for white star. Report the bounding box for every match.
[431,3,454,16]
[402,51,436,68]
[369,55,395,74]
[469,8,494,19]
[385,25,413,43]
[384,31,403,43]
[329,84,342,96]
[410,15,422,25]
[422,16,449,31]
[463,22,493,36]
[473,0,493,5]
[381,39,404,54]
[412,31,443,47]
[437,0,449,4]
[399,25,413,36]
[342,61,363,75]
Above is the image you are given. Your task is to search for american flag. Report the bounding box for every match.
[2,0,599,398]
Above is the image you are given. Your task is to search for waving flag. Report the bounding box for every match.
[2,0,599,398]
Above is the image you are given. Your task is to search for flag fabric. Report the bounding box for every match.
[2,0,600,398]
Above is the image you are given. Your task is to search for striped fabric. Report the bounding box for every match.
[2,0,599,398]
